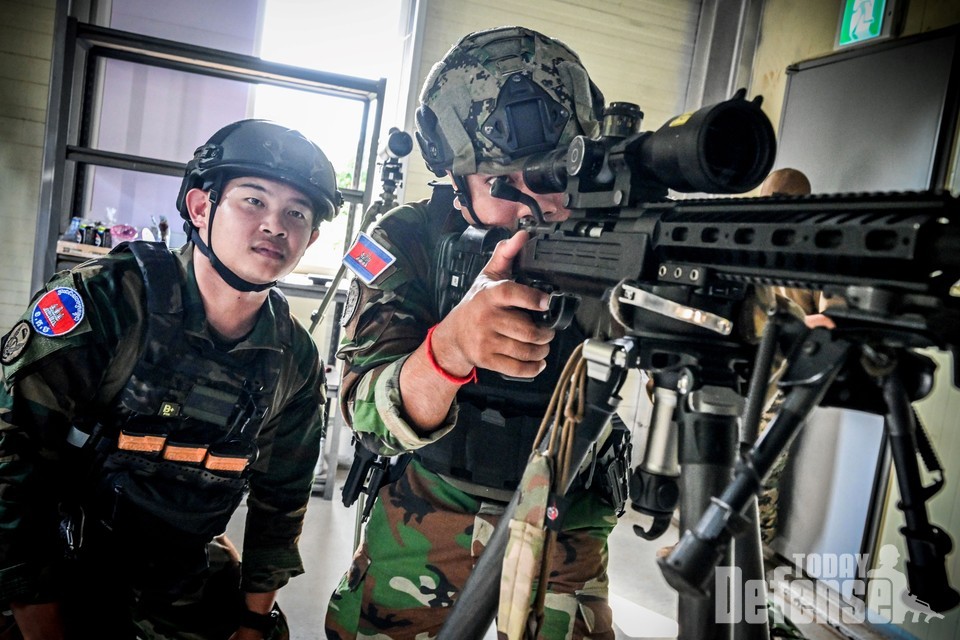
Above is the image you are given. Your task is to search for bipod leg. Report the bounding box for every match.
[732,307,782,640]
[881,367,960,613]
[435,338,633,640]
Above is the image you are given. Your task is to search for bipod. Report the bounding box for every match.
[881,365,959,612]
[660,320,960,629]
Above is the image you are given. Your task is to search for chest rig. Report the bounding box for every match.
[80,242,290,549]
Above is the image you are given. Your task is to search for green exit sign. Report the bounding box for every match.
[837,0,892,47]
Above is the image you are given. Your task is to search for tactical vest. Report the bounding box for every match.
[413,325,587,492]
[77,242,291,550]
[414,191,589,492]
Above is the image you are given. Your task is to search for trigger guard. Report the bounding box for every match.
[537,293,579,330]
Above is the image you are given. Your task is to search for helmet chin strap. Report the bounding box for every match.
[188,187,277,293]
[452,174,485,227]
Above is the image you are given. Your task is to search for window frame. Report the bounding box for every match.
[34,16,386,291]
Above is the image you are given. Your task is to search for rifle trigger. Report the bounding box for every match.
[537,292,579,330]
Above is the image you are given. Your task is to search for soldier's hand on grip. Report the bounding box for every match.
[432,230,555,379]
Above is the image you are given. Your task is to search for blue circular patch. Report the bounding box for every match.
[32,287,85,337]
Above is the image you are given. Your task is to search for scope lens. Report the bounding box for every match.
[700,108,773,190]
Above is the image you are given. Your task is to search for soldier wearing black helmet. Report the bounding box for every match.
[326,27,629,640]
[0,120,340,639]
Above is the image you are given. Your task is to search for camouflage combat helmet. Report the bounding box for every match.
[416,26,605,178]
[177,119,342,229]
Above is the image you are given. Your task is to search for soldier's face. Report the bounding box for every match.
[189,176,320,284]
[458,171,570,229]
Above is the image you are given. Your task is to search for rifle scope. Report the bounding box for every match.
[523,89,776,198]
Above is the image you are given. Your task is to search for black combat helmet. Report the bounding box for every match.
[176,120,342,293]
[177,119,342,229]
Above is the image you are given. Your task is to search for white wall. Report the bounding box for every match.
[0,0,53,331]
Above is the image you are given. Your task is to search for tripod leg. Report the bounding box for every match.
[676,385,741,640]
[732,310,783,640]
[662,329,850,627]
[733,497,770,640]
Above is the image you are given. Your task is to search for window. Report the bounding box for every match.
[65,0,411,278]
[255,0,409,274]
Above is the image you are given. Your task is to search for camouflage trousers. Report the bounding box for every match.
[757,397,789,546]
[325,459,617,640]
[2,535,288,639]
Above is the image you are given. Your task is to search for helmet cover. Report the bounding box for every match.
[416,26,605,177]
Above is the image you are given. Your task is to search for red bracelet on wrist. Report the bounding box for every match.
[425,324,477,385]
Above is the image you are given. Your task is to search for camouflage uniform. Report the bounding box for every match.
[757,291,838,545]
[757,399,789,546]
[324,196,619,640]
[0,244,326,638]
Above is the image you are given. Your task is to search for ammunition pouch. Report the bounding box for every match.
[78,448,249,600]
[97,450,247,544]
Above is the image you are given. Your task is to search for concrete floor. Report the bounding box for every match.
[227,468,926,639]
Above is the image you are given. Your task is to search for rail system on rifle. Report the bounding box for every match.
[435,89,960,640]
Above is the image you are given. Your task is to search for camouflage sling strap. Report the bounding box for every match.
[498,344,587,640]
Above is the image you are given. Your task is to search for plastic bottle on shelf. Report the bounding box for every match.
[63,217,82,242]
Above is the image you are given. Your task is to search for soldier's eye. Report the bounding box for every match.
[486,176,513,189]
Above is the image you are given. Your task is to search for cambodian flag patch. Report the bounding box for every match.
[343,232,396,285]
[32,287,85,337]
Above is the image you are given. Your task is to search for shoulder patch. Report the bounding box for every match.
[340,279,361,327]
[343,232,396,285]
[1,321,31,365]
[31,287,85,337]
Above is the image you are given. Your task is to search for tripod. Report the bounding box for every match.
[436,320,767,639]
[309,128,412,334]
[436,291,959,639]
